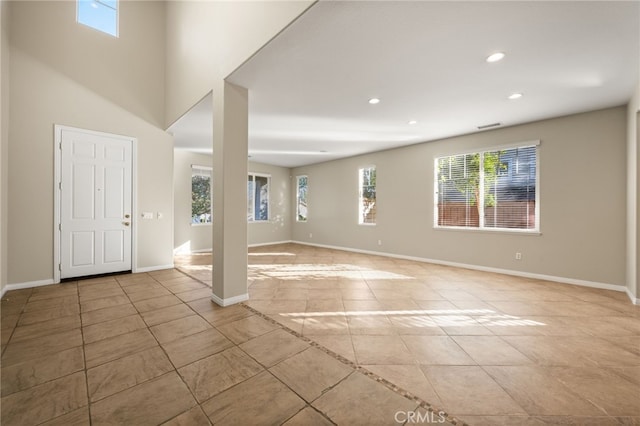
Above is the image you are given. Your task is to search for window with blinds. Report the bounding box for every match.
[435,142,539,231]
[191,166,212,224]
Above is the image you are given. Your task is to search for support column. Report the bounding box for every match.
[211,81,249,306]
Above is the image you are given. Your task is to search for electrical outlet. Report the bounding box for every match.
[141,212,153,220]
[378,240,382,246]
[309,233,313,238]
[515,252,522,260]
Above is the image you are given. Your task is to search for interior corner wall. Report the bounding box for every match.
[248,160,292,246]
[164,0,314,128]
[0,0,9,294]
[8,1,173,285]
[292,107,628,289]
[173,151,292,252]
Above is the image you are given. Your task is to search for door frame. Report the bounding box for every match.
[53,125,138,283]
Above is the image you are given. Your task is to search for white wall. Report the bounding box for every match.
[7,1,173,285]
[293,107,628,288]
[173,151,292,252]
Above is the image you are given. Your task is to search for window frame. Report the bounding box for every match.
[191,165,212,226]
[358,165,377,226]
[296,175,308,222]
[76,0,119,38]
[247,172,271,223]
[433,141,540,234]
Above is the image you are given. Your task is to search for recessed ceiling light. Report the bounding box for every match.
[508,93,523,100]
[368,98,380,105]
[486,52,505,63]
[408,120,417,125]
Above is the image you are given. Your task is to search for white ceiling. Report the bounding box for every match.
[170,1,640,168]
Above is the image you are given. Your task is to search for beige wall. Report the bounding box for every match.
[173,151,292,252]
[248,160,292,246]
[1,0,9,294]
[8,1,173,285]
[293,107,628,288]
[164,0,314,128]
[630,79,640,300]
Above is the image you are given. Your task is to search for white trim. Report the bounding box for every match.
[433,139,541,159]
[4,279,56,295]
[248,240,293,248]
[136,264,174,273]
[173,247,212,255]
[293,240,626,294]
[211,292,249,307]
[54,125,138,281]
[626,288,639,305]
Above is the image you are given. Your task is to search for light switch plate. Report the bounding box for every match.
[142,212,154,219]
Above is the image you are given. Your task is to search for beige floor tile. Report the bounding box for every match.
[23,295,79,313]
[30,284,78,301]
[162,328,234,367]
[364,364,442,406]
[87,346,174,402]
[80,295,130,313]
[282,407,334,426]
[303,314,350,335]
[550,367,640,416]
[352,335,415,365]
[178,347,263,402]
[127,287,173,302]
[161,406,211,426]
[132,294,183,312]
[90,372,197,425]
[484,366,606,416]
[422,365,526,415]
[1,346,84,397]
[82,314,146,344]
[452,336,532,365]
[307,334,357,362]
[0,371,87,425]
[239,329,309,367]
[150,314,212,344]
[121,281,166,294]
[176,288,212,302]
[402,335,475,365]
[140,303,196,327]
[216,315,280,344]
[195,303,257,326]
[306,298,345,312]
[163,281,207,294]
[10,314,80,343]
[607,366,640,386]
[78,286,125,302]
[17,304,80,326]
[268,313,305,334]
[202,371,306,425]
[313,372,417,426]
[84,328,158,368]
[348,314,397,335]
[270,347,353,402]
[80,303,138,326]
[38,407,90,426]
[389,315,447,335]
[1,328,83,367]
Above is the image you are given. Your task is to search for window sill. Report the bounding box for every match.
[191,223,212,227]
[358,223,377,227]
[434,226,541,236]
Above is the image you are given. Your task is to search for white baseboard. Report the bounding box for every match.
[626,288,640,305]
[211,292,249,307]
[248,240,293,248]
[3,278,56,296]
[136,264,175,273]
[293,241,627,294]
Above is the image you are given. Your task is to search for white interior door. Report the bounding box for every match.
[59,128,132,279]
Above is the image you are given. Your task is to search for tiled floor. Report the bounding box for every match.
[1,243,638,425]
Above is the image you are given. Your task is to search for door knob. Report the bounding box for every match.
[125,214,130,218]
[123,222,130,226]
